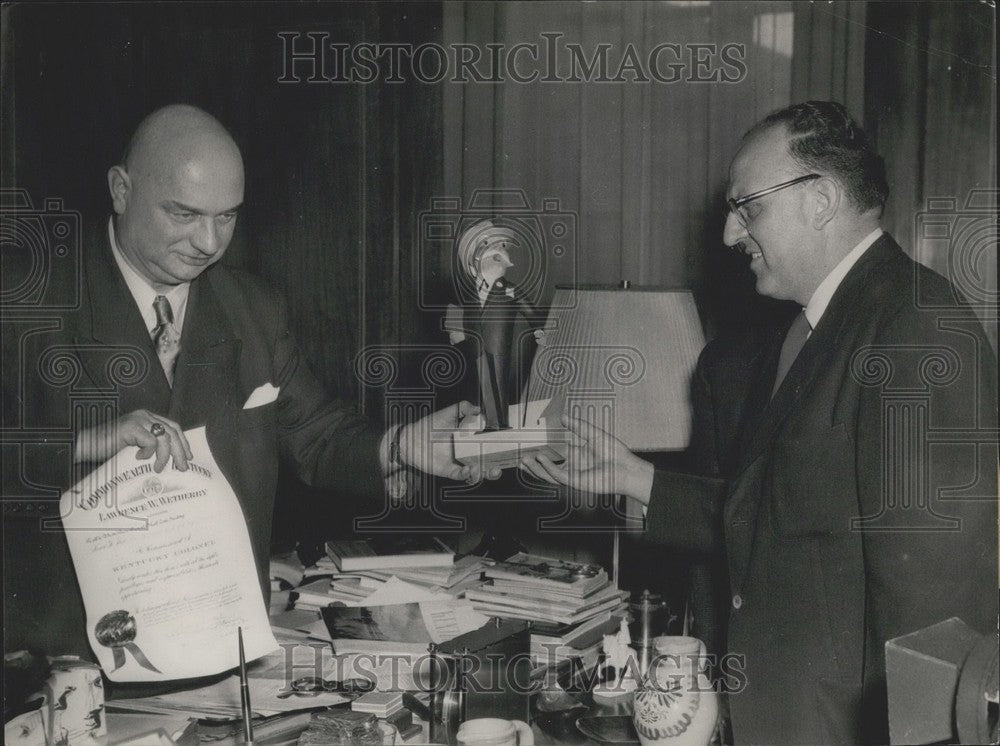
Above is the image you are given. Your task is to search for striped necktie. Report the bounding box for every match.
[152,295,181,386]
[771,311,811,398]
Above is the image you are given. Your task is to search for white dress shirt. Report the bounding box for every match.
[640,227,883,514]
[108,218,190,336]
[802,227,883,333]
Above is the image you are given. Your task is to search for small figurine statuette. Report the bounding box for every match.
[593,618,639,700]
[446,219,544,432]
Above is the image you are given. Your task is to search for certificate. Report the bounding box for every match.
[61,427,278,682]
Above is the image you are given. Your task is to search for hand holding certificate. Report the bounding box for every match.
[61,427,278,681]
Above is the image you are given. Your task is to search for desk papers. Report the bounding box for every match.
[321,600,489,646]
[61,427,277,682]
[109,674,347,720]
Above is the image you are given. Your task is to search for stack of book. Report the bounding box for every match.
[465,553,628,628]
[325,536,456,572]
[291,575,384,610]
[325,537,491,595]
[288,538,490,610]
[529,609,624,672]
[374,555,490,592]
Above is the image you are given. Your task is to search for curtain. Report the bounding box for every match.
[865,1,997,351]
[442,0,871,338]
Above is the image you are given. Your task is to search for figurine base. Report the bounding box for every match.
[453,398,567,471]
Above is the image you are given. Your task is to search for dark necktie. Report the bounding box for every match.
[152,295,181,386]
[772,311,811,398]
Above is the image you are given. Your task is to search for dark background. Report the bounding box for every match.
[2,1,995,594]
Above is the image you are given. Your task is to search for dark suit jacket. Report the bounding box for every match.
[2,222,384,667]
[645,233,998,744]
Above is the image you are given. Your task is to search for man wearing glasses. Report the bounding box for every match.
[521,101,997,743]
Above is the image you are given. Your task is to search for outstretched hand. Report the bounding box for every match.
[519,413,654,504]
[399,401,502,484]
[74,409,193,473]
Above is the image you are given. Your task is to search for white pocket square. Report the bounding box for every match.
[243,383,280,409]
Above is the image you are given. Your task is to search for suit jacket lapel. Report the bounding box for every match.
[732,235,896,480]
[167,271,240,429]
[75,227,171,414]
[721,324,783,560]
[723,236,899,584]
[75,223,241,428]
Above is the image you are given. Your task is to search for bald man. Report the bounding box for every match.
[2,105,477,670]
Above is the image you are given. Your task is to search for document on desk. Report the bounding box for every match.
[60,427,278,682]
[322,600,490,645]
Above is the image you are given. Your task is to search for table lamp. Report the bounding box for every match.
[525,283,706,583]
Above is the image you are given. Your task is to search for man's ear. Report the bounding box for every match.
[107,166,130,215]
[811,176,840,229]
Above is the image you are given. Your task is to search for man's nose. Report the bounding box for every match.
[191,217,222,255]
[722,210,747,248]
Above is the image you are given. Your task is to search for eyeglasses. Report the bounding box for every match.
[276,676,375,699]
[727,174,821,227]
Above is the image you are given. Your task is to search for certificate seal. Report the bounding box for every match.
[141,476,164,498]
[95,610,162,674]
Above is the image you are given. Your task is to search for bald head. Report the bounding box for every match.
[121,105,242,177]
[109,105,244,289]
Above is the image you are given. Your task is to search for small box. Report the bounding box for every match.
[437,618,532,723]
[352,691,404,717]
[885,617,981,745]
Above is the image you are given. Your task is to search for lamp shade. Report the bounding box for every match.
[526,285,705,452]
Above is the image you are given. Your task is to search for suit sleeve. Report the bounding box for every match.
[644,471,728,554]
[644,348,729,554]
[855,304,998,730]
[266,292,385,498]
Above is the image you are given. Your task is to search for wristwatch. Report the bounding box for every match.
[386,425,408,501]
[389,424,405,470]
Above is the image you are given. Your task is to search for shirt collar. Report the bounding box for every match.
[108,217,190,335]
[803,228,883,331]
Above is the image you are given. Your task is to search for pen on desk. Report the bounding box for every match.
[456,647,468,724]
[427,643,438,742]
[239,626,254,745]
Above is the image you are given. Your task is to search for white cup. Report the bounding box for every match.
[456,717,534,746]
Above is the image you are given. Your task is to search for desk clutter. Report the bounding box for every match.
[6,542,716,745]
[271,542,629,676]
